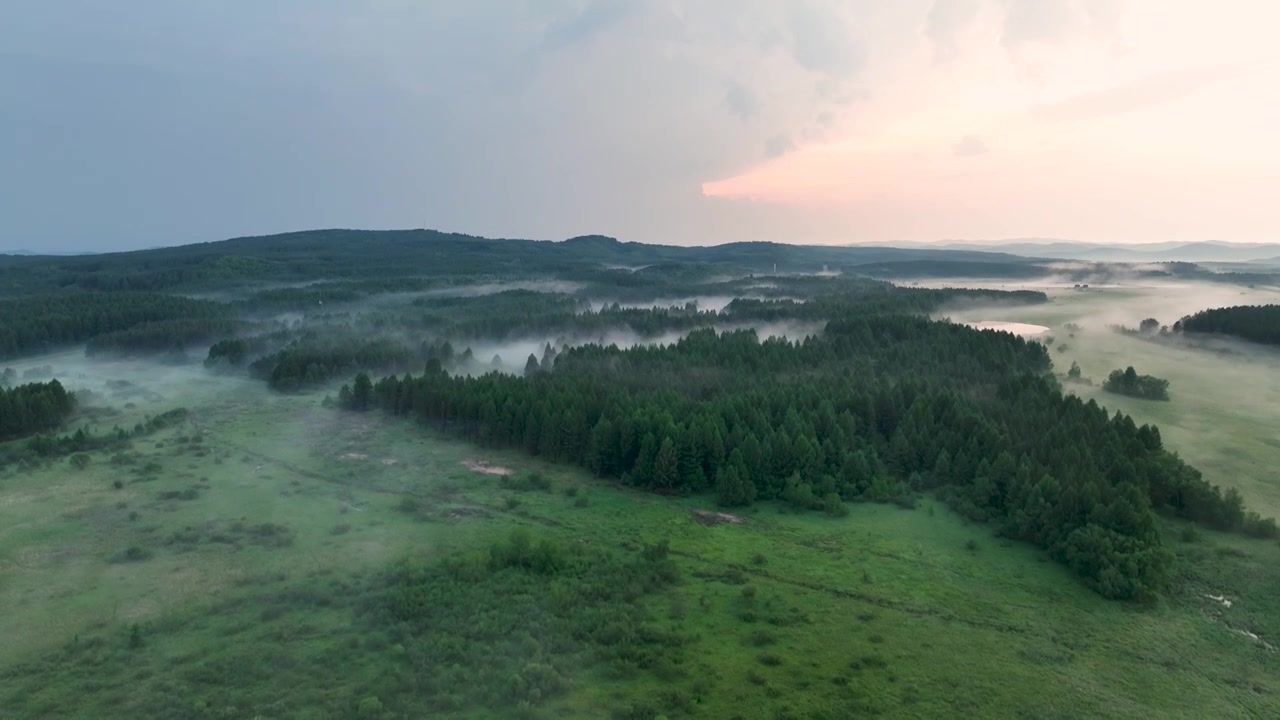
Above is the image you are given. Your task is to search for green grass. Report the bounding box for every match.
[939,281,1280,519]
[2,333,1279,718]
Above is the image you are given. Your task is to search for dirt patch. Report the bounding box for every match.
[692,509,745,526]
[463,459,513,476]
[1205,593,1233,608]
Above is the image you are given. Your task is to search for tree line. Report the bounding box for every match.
[0,292,229,360]
[0,379,76,441]
[341,301,1271,601]
[1175,304,1280,346]
[251,338,421,392]
[85,318,242,357]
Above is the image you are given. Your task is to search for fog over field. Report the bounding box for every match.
[935,278,1280,521]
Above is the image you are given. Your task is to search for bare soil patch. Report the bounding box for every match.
[462,459,514,476]
[692,509,745,526]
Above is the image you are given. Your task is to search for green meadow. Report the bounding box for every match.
[2,300,1278,720]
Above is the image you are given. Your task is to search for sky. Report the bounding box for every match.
[2,0,1278,252]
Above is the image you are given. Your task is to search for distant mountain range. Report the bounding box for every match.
[921,239,1280,263]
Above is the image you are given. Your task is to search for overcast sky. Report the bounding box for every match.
[3,1,1278,252]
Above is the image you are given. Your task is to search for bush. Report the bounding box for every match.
[502,472,552,492]
[356,696,383,719]
[1102,366,1170,401]
[965,539,978,552]
[109,546,153,563]
[823,493,849,517]
[1178,526,1201,543]
[758,653,784,666]
[1242,512,1279,539]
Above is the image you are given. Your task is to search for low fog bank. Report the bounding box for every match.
[424,280,586,298]
[3,350,259,414]
[966,321,1050,337]
[453,320,825,376]
[584,295,802,313]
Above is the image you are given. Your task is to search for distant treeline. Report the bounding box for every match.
[344,291,1272,601]
[0,293,230,360]
[1176,305,1280,346]
[0,228,1057,297]
[250,339,422,392]
[850,260,1052,280]
[0,380,75,441]
[85,318,242,357]
[1102,367,1170,401]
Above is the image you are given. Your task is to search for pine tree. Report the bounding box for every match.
[652,437,680,490]
[352,373,373,411]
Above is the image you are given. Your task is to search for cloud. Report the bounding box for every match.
[765,134,796,157]
[999,0,1125,83]
[924,0,979,62]
[1030,66,1232,122]
[1001,0,1080,50]
[952,134,990,156]
[541,0,636,52]
[786,1,866,75]
[725,80,759,121]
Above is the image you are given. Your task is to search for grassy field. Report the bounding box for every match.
[1,321,1279,718]
[935,280,1280,519]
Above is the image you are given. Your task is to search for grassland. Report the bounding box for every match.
[1,335,1278,719]
[935,280,1280,520]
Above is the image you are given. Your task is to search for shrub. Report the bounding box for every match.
[758,653,783,666]
[965,539,978,552]
[1242,512,1279,539]
[501,472,552,492]
[823,493,849,517]
[109,546,152,563]
[356,696,383,719]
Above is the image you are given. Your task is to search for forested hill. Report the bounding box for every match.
[0,229,1042,295]
[1175,305,1280,346]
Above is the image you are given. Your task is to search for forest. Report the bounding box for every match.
[0,293,229,360]
[343,291,1271,602]
[0,380,75,442]
[1176,304,1280,346]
